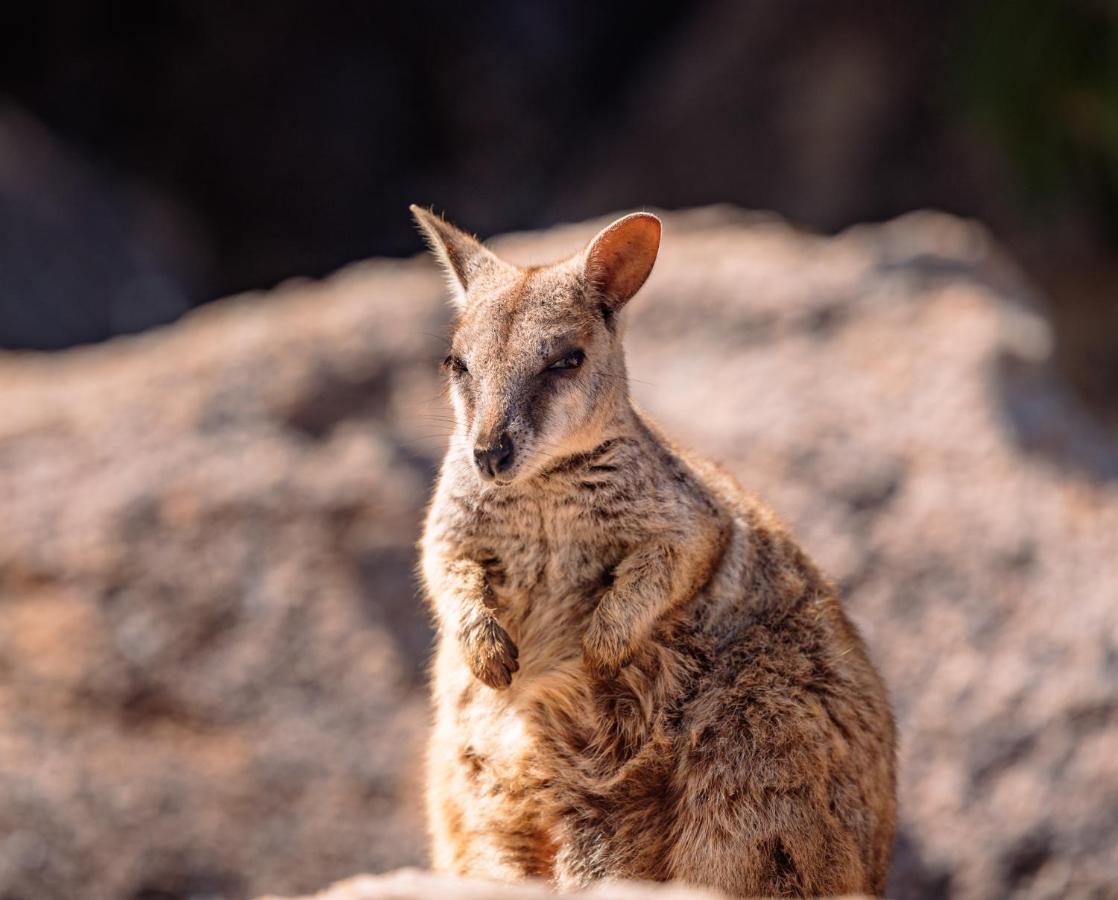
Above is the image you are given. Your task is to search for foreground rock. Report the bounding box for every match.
[1,208,1116,899]
[258,868,734,899]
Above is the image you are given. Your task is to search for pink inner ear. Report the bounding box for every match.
[587,214,661,306]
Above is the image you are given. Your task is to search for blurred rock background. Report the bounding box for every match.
[2,209,1117,900]
[2,3,1118,900]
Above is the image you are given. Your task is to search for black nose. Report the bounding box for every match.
[473,433,514,479]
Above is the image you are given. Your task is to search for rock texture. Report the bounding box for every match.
[257,867,735,899]
[1,208,1117,900]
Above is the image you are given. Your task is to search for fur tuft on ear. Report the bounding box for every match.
[410,205,499,309]
[583,212,661,311]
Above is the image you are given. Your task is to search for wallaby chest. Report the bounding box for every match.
[450,479,628,625]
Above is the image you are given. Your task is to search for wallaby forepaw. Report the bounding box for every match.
[462,614,519,689]
[582,618,630,680]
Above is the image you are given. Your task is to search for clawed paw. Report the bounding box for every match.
[582,619,631,680]
[462,615,520,690]
[583,652,627,680]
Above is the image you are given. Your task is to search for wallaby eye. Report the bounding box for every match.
[547,349,585,372]
[443,355,468,376]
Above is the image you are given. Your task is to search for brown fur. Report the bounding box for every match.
[413,206,896,897]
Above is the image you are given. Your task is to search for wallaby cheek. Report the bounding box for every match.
[451,385,474,434]
[545,387,592,444]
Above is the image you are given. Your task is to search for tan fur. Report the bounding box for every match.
[414,206,897,897]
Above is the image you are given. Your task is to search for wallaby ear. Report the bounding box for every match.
[410,205,498,308]
[583,212,661,310]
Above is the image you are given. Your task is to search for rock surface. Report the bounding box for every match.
[257,867,735,899]
[1,208,1117,899]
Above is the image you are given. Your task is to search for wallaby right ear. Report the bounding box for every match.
[410,205,499,309]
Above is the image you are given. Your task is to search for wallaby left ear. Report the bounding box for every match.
[583,212,661,311]
[410,204,500,309]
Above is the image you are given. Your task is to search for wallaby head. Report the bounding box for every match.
[411,205,661,486]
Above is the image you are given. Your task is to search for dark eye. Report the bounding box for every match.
[547,349,585,372]
[443,355,468,376]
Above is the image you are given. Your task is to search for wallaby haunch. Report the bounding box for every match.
[415,206,896,897]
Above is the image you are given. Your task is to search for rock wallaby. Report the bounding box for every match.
[414,206,896,897]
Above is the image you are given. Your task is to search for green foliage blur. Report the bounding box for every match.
[959,0,1118,236]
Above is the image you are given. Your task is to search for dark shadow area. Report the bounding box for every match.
[888,828,954,900]
[998,346,1118,481]
[2,0,1118,433]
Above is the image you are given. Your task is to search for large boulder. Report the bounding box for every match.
[0,260,443,898]
[1,208,1116,899]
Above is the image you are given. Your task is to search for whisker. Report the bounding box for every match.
[593,373,657,387]
[394,435,455,447]
[402,393,453,407]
